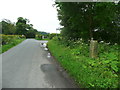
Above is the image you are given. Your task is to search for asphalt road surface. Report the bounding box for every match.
[2,39,76,88]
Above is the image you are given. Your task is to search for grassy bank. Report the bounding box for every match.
[0,35,25,53]
[0,39,25,53]
[47,39,119,88]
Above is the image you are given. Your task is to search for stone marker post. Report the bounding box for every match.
[90,40,98,58]
[42,36,44,39]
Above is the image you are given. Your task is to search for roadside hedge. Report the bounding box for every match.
[0,34,25,45]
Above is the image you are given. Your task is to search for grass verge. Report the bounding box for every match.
[0,39,25,54]
[47,39,119,88]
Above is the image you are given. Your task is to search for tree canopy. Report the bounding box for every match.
[55,2,120,44]
[2,19,16,35]
[1,17,40,38]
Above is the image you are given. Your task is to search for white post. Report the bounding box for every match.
[42,36,44,39]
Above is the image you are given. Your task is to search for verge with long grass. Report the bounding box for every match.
[48,38,119,88]
[0,35,25,53]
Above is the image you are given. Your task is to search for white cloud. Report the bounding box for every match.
[0,0,60,33]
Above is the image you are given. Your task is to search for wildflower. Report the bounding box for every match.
[91,38,93,40]
[114,0,119,5]
[108,42,110,45]
[85,9,87,12]
[94,29,98,32]
[88,40,90,42]
[115,43,118,45]
[100,41,104,43]
[105,42,110,45]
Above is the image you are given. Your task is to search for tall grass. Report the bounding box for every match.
[0,35,25,53]
[48,39,119,88]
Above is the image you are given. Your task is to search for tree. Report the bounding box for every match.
[16,17,29,35]
[55,2,119,44]
[16,17,39,38]
[2,19,16,35]
[25,29,36,38]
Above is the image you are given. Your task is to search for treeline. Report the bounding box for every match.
[55,2,120,44]
[0,17,40,38]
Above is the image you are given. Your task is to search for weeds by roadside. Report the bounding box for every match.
[48,39,119,88]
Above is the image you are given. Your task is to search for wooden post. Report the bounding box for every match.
[90,40,98,58]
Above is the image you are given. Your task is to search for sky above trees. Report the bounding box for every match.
[0,0,60,33]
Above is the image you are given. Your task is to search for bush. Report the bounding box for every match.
[49,33,60,39]
[35,35,42,40]
[25,30,36,38]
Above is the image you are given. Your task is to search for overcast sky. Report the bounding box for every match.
[0,0,60,33]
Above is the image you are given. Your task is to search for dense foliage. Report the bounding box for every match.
[1,19,16,35]
[16,17,38,38]
[1,17,40,38]
[49,33,60,39]
[48,38,119,88]
[1,17,57,39]
[55,2,120,44]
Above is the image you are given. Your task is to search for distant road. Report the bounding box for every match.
[2,39,76,88]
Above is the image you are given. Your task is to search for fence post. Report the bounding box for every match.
[90,40,98,58]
